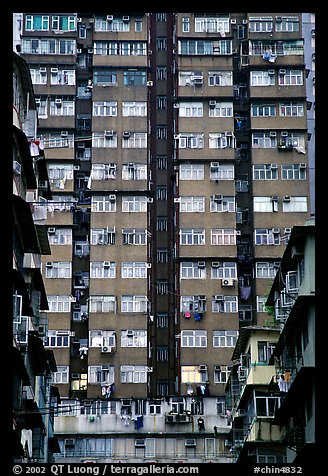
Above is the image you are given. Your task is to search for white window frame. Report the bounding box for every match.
[179,164,204,180]
[122,133,147,148]
[211,229,236,245]
[47,295,71,312]
[91,196,116,212]
[121,296,148,313]
[89,296,117,313]
[211,261,237,279]
[121,262,147,279]
[47,228,72,245]
[179,102,204,117]
[181,330,207,347]
[180,228,205,245]
[122,196,147,212]
[45,262,71,278]
[121,330,147,347]
[180,262,206,279]
[90,262,116,279]
[213,330,238,347]
[178,133,204,149]
[179,196,205,213]
[121,366,147,383]
[52,365,69,384]
[93,101,118,117]
[212,296,238,313]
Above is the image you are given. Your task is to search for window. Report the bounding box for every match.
[208,102,233,117]
[182,17,190,32]
[89,330,116,348]
[156,155,167,169]
[255,391,281,416]
[121,330,147,347]
[156,37,167,50]
[95,41,146,56]
[22,38,75,55]
[122,229,147,245]
[25,15,49,31]
[178,133,204,149]
[275,16,299,32]
[180,196,205,212]
[89,366,115,385]
[121,366,147,383]
[156,67,167,80]
[258,342,276,363]
[51,15,76,31]
[214,365,231,383]
[122,196,147,212]
[180,228,205,245]
[278,69,303,86]
[52,366,69,384]
[209,132,235,149]
[249,17,273,32]
[47,228,72,245]
[252,132,277,148]
[257,295,268,313]
[90,228,116,245]
[253,164,278,180]
[179,39,232,55]
[122,164,147,181]
[47,295,71,313]
[156,186,167,200]
[211,229,236,245]
[122,133,147,148]
[210,163,234,181]
[181,296,206,313]
[213,330,238,347]
[149,401,162,414]
[89,296,116,313]
[123,70,147,86]
[211,261,237,279]
[179,102,203,117]
[121,262,147,279]
[279,101,304,117]
[45,262,71,278]
[256,262,280,278]
[156,217,167,231]
[282,196,308,212]
[208,71,232,86]
[210,196,235,212]
[90,262,116,279]
[122,101,147,116]
[94,70,117,86]
[212,296,238,313]
[157,280,168,295]
[121,296,147,313]
[195,16,229,33]
[157,313,168,328]
[90,164,116,181]
[254,229,279,245]
[179,164,204,180]
[50,69,75,85]
[281,164,306,180]
[254,196,277,212]
[45,330,70,347]
[50,98,74,116]
[181,330,207,347]
[251,104,276,117]
[180,262,206,279]
[92,132,118,148]
[181,366,207,384]
[157,249,168,263]
[250,70,275,86]
[93,101,117,116]
[157,346,169,361]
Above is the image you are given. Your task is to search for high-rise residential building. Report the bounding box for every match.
[13,12,314,463]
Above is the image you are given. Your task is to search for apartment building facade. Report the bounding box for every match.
[13,12,313,463]
[13,51,60,463]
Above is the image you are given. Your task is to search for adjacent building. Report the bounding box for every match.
[13,51,60,463]
[13,12,314,463]
[226,219,315,463]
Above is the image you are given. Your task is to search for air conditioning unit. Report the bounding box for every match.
[13,161,22,175]
[64,439,75,446]
[270,163,278,169]
[48,227,56,234]
[123,16,130,22]
[147,197,154,203]
[105,130,114,138]
[299,163,307,168]
[268,69,275,75]
[213,194,223,202]
[197,261,206,268]
[173,103,180,108]
[146,367,153,372]
[147,81,153,86]
[126,330,134,336]
[109,194,116,201]
[209,100,217,107]
[61,131,68,137]
[269,131,276,137]
[101,346,112,353]
[135,439,145,447]
[271,228,280,234]
[73,165,80,171]
[283,195,291,202]
[231,19,237,24]
[279,69,287,75]
[281,131,288,137]
[46,261,53,267]
[123,131,131,138]
[107,15,113,21]
[198,365,207,372]
[51,68,58,73]
[88,48,93,53]
[185,439,196,447]
[174,134,180,140]
[211,162,220,168]
[103,261,110,267]
[77,48,82,54]
[284,228,292,234]
[39,67,47,73]
[221,278,235,287]
[55,99,62,106]
[77,17,82,22]
[271,196,279,202]
[192,76,203,84]
[214,295,224,301]
[212,262,220,268]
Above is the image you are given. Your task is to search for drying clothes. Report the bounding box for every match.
[134,415,144,430]
[240,286,251,301]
